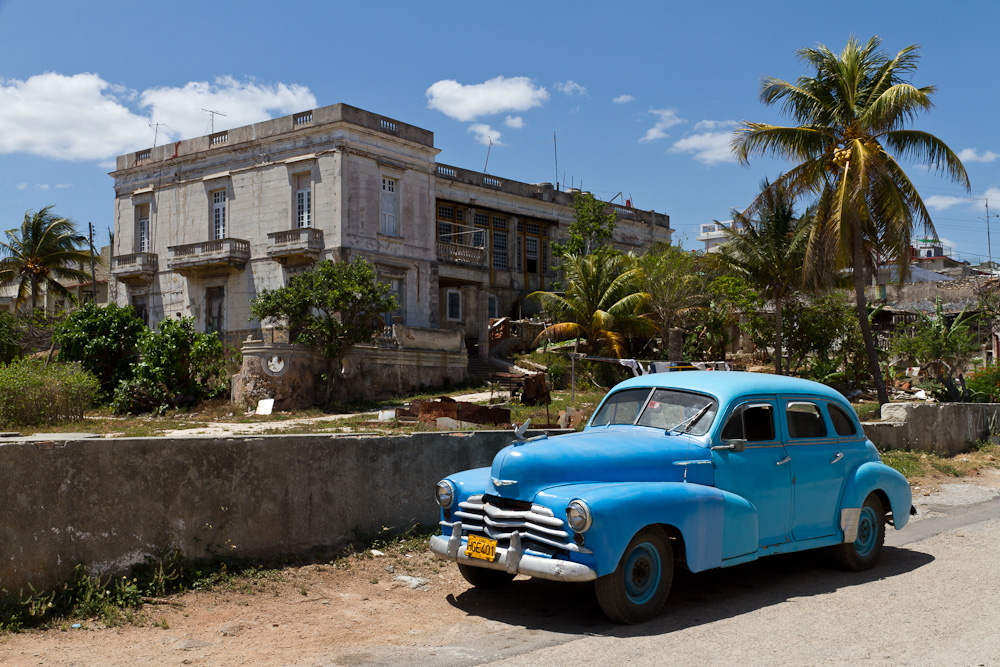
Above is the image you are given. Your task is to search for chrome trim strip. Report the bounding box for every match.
[776,456,791,465]
[430,534,597,583]
[841,508,861,542]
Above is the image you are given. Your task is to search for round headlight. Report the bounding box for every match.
[435,480,456,509]
[566,500,592,533]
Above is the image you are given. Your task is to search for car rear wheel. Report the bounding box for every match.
[458,563,515,589]
[834,494,886,571]
[595,526,673,624]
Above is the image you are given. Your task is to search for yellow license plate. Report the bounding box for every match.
[465,534,497,562]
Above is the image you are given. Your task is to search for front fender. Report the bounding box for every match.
[536,482,725,576]
[438,467,491,534]
[841,461,913,530]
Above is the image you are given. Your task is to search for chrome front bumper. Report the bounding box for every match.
[429,521,597,583]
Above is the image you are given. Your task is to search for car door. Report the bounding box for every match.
[782,398,846,541]
[712,398,792,548]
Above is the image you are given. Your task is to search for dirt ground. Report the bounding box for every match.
[3,470,998,667]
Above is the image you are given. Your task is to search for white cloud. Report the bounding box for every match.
[924,194,970,211]
[139,76,316,140]
[468,124,502,146]
[0,72,152,161]
[426,76,549,122]
[504,115,524,129]
[55,183,72,189]
[670,129,737,165]
[958,148,1000,163]
[16,183,27,190]
[555,80,586,96]
[639,108,684,142]
[0,72,316,162]
[985,187,1000,208]
[612,94,635,104]
[693,119,734,131]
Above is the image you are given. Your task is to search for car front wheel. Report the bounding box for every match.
[595,526,674,624]
[834,494,886,571]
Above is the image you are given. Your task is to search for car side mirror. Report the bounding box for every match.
[712,439,746,453]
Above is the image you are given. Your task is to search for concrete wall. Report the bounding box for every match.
[862,402,1000,455]
[0,430,567,597]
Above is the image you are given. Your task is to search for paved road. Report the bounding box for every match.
[352,483,1000,667]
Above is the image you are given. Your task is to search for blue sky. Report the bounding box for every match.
[1,0,998,263]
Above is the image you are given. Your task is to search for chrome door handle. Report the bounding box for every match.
[776,456,791,466]
[831,452,844,464]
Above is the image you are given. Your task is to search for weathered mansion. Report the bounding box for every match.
[109,103,671,397]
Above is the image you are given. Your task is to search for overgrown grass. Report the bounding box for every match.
[879,442,1000,483]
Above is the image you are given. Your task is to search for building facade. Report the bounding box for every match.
[109,103,672,359]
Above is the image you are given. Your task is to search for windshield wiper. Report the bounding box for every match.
[668,403,711,435]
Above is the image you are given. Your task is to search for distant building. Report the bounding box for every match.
[108,103,672,395]
[696,219,742,253]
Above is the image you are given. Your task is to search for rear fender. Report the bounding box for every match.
[841,461,913,531]
[536,482,726,576]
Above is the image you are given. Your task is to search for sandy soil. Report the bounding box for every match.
[2,470,998,667]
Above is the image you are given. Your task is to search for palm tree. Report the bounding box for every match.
[733,36,970,404]
[720,178,809,375]
[0,206,91,312]
[638,243,707,360]
[529,247,653,358]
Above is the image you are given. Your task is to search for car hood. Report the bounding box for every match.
[488,426,713,502]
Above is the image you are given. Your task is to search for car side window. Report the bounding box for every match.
[721,403,775,442]
[786,401,827,439]
[827,403,857,436]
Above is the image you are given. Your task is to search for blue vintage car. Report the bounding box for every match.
[430,372,914,623]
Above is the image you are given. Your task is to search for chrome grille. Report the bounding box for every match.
[452,494,586,554]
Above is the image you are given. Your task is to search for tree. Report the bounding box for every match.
[733,36,970,403]
[529,247,653,358]
[684,275,757,362]
[249,258,396,402]
[891,297,979,397]
[110,317,227,415]
[638,243,707,360]
[720,178,809,375]
[0,206,91,312]
[552,192,617,257]
[54,302,146,398]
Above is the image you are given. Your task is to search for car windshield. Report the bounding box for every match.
[591,387,718,436]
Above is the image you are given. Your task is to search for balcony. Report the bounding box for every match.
[111,252,158,285]
[266,228,324,266]
[437,241,487,269]
[167,238,250,275]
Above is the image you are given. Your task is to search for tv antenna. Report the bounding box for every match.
[484,136,493,173]
[201,108,227,133]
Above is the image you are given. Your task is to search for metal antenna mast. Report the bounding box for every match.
[201,108,227,133]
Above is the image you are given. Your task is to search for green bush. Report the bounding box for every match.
[54,303,145,399]
[111,317,227,415]
[965,366,1000,403]
[0,358,99,427]
[0,311,21,364]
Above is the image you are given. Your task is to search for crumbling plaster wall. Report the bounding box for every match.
[862,402,1000,455]
[0,430,548,597]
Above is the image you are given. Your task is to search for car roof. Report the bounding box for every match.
[610,371,849,407]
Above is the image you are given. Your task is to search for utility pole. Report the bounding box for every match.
[88,222,96,303]
[982,200,994,272]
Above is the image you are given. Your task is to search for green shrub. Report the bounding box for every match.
[111,317,227,415]
[54,303,145,399]
[0,311,21,364]
[0,359,99,427]
[965,366,1000,403]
